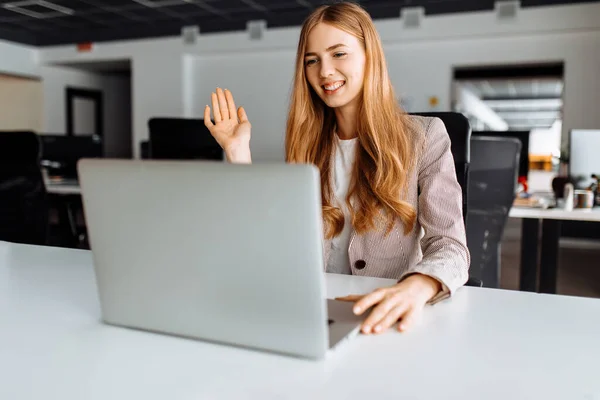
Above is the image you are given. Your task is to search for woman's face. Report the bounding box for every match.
[304,23,366,111]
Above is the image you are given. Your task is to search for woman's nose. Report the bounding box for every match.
[319,59,335,79]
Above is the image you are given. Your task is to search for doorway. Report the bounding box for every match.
[55,58,133,159]
[452,62,564,193]
[66,87,103,138]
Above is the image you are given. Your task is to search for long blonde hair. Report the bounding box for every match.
[285,2,418,240]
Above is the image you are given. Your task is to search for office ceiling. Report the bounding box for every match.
[0,0,597,46]
[458,78,563,130]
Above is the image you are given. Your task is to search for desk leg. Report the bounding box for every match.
[519,218,539,292]
[539,220,561,294]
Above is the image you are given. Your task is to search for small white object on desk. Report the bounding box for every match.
[563,183,574,211]
[1,241,600,400]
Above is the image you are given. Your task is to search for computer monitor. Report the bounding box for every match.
[569,129,600,188]
[40,134,103,179]
[148,118,223,161]
[472,130,530,179]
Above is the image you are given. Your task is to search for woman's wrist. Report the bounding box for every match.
[225,143,252,164]
[402,274,442,302]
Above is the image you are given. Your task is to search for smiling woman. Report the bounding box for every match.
[203,1,470,336]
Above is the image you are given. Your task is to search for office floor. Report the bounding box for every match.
[500,218,600,298]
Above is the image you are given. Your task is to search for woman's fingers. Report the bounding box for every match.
[204,105,213,128]
[352,288,388,316]
[238,107,249,124]
[398,306,422,332]
[216,88,229,120]
[372,303,409,334]
[211,92,222,123]
[360,293,400,333]
[225,89,237,121]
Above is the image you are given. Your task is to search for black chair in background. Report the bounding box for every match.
[140,140,150,159]
[39,134,102,249]
[0,131,49,246]
[148,118,223,161]
[467,136,521,288]
[473,130,530,182]
[410,112,480,287]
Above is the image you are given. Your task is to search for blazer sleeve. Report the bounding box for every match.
[399,117,470,304]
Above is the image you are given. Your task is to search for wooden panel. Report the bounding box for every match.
[0,73,43,132]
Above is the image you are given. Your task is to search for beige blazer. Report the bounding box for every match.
[322,116,470,304]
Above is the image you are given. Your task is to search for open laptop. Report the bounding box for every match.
[77,159,363,360]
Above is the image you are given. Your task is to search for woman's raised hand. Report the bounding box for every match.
[204,88,252,163]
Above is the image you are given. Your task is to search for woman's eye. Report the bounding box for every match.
[305,59,317,66]
[334,52,347,58]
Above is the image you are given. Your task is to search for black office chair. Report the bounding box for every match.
[148,118,223,160]
[140,140,150,159]
[0,131,49,246]
[410,112,480,287]
[467,137,521,288]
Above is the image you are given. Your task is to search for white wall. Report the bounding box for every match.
[529,120,562,156]
[36,2,600,160]
[132,52,184,156]
[41,66,131,157]
[0,39,38,77]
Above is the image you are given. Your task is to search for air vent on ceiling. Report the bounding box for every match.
[495,1,520,19]
[401,7,425,29]
[181,25,199,45]
[247,20,267,40]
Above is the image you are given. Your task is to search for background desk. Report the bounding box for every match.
[45,179,81,195]
[509,207,600,293]
[1,241,600,399]
[44,179,85,248]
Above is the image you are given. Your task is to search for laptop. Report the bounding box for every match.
[77,159,363,360]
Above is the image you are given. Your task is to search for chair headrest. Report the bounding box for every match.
[0,131,41,164]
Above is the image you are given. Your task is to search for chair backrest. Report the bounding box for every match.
[0,131,49,246]
[148,118,223,161]
[140,140,150,159]
[410,112,471,224]
[466,136,521,288]
[472,130,530,181]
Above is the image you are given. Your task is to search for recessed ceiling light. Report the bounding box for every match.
[3,0,74,18]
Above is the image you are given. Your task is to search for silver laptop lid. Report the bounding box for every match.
[77,159,329,359]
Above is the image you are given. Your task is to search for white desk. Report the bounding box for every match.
[509,206,600,293]
[509,206,600,222]
[1,241,599,400]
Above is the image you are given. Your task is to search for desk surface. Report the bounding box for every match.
[1,241,599,400]
[510,206,600,221]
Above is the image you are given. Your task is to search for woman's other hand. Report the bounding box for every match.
[336,274,442,334]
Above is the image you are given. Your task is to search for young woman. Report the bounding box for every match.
[203,2,470,335]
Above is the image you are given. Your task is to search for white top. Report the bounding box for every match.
[326,134,358,274]
[2,241,600,400]
[509,206,600,221]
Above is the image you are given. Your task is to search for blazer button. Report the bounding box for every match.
[354,259,366,270]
